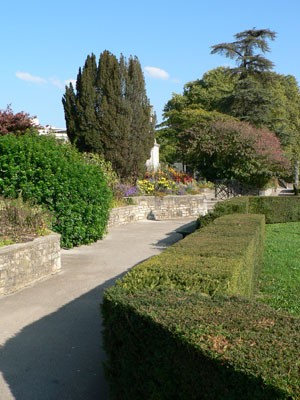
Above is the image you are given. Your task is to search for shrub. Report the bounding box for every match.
[102,197,300,399]
[118,214,265,298]
[198,196,249,227]
[0,133,112,248]
[248,196,300,223]
[102,289,300,399]
[199,195,300,225]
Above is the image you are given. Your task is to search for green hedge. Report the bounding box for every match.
[118,214,265,298]
[102,289,300,399]
[100,214,300,399]
[0,133,112,248]
[248,196,300,223]
[199,196,300,226]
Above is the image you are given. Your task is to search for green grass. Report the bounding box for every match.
[256,222,300,317]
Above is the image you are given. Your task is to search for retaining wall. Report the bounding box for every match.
[108,194,216,229]
[0,233,61,295]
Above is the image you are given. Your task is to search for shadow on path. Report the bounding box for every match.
[0,218,196,399]
[0,275,123,400]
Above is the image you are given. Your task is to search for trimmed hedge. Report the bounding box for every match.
[102,198,300,398]
[102,289,300,400]
[118,214,265,298]
[199,195,300,226]
[248,196,300,223]
[100,214,300,399]
[0,133,112,248]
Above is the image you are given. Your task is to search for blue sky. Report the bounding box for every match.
[1,0,300,128]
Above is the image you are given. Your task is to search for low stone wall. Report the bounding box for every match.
[0,233,61,295]
[108,195,216,229]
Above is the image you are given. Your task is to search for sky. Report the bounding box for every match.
[1,0,300,128]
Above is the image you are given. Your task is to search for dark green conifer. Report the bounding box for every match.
[126,56,155,178]
[62,51,154,179]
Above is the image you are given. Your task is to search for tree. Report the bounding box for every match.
[211,28,276,77]
[62,51,154,180]
[211,28,277,127]
[181,119,290,187]
[159,28,299,184]
[0,105,35,135]
[126,56,155,177]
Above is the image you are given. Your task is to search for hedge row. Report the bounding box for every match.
[101,214,300,399]
[199,195,300,226]
[118,214,265,298]
[102,289,300,400]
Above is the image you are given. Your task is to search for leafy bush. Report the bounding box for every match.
[0,133,112,248]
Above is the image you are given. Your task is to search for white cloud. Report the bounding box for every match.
[16,72,47,84]
[49,77,64,89]
[144,66,169,80]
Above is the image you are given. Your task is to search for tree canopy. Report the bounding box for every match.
[180,119,290,187]
[158,28,299,185]
[211,28,276,76]
[62,51,155,179]
[0,105,35,135]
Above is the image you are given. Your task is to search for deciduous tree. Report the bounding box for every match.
[181,119,290,187]
[0,105,35,135]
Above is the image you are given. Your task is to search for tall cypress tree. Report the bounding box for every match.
[96,51,132,177]
[126,56,155,178]
[62,54,101,152]
[62,51,154,179]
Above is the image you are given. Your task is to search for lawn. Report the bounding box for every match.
[256,221,300,317]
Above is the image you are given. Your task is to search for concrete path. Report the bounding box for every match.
[0,218,195,400]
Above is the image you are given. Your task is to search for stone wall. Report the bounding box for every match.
[0,233,61,295]
[108,194,217,229]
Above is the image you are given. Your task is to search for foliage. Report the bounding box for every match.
[102,213,300,399]
[199,196,300,230]
[211,28,276,76]
[0,133,112,248]
[102,288,300,399]
[257,222,300,316]
[62,51,155,179]
[198,197,249,227]
[117,214,265,298]
[248,196,300,223]
[159,29,300,177]
[82,152,119,189]
[157,104,231,165]
[0,105,36,135]
[211,28,277,126]
[181,119,290,187]
[0,196,52,245]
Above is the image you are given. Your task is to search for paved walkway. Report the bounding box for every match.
[0,218,194,400]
